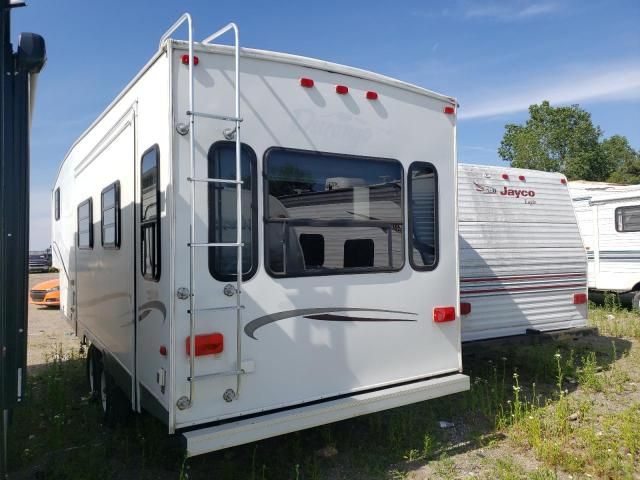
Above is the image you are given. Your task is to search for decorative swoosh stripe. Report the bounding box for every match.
[304,313,417,322]
[244,308,417,340]
[138,300,167,323]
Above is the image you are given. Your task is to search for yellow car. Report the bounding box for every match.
[30,278,60,308]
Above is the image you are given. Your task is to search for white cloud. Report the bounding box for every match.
[459,61,640,120]
[464,1,560,21]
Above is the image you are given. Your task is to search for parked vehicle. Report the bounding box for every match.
[52,14,468,456]
[570,181,640,308]
[28,248,52,273]
[29,278,60,307]
[458,164,588,341]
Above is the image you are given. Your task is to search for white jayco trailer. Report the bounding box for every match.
[51,14,468,456]
[458,164,588,341]
[570,181,640,308]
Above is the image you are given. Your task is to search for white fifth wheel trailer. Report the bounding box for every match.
[570,181,640,308]
[458,164,588,341]
[51,14,468,456]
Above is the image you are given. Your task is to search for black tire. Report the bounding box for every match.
[86,345,101,401]
[97,359,131,426]
[632,291,640,311]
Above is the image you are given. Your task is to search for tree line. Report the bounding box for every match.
[498,101,639,184]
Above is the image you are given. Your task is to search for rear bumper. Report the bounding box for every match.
[182,373,469,457]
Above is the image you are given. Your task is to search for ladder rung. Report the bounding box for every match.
[187,111,243,123]
[188,305,244,314]
[188,177,243,185]
[188,369,245,382]
[188,242,244,248]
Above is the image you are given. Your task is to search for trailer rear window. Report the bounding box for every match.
[408,162,438,270]
[207,142,257,281]
[77,198,93,250]
[616,205,640,232]
[54,188,60,221]
[264,148,403,277]
[101,181,120,249]
[141,145,161,281]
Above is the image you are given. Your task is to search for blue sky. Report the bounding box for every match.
[12,0,640,249]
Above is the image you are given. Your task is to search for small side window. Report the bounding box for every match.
[140,145,161,281]
[615,205,640,232]
[101,181,120,249]
[77,198,93,250]
[54,188,61,221]
[408,162,438,270]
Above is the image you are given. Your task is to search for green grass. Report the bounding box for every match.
[9,305,640,479]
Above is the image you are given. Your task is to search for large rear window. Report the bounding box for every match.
[264,148,404,277]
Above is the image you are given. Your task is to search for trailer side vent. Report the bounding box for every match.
[181,54,199,65]
[433,306,456,323]
[573,293,587,305]
[299,77,314,88]
[366,91,378,100]
[443,105,455,115]
[335,85,349,95]
[186,333,224,356]
[460,302,471,315]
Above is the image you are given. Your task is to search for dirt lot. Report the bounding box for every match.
[27,272,77,367]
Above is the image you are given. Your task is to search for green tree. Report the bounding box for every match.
[498,101,616,181]
[603,135,640,184]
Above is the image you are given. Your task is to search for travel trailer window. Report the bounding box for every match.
[207,142,257,281]
[140,145,161,281]
[616,205,640,232]
[77,198,93,250]
[101,181,120,249]
[408,162,438,270]
[264,148,403,277]
[54,188,60,221]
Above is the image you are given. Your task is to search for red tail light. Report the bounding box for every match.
[335,85,349,95]
[366,91,378,100]
[299,77,314,88]
[434,306,456,323]
[573,293,587,305]
[460,302,472,315]
[443,105,455,115]
[181,54,199,65]
[186,333,224,356]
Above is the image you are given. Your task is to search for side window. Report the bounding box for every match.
[140,145,161,281]
[264,148,404,277]
[616,205,640,232]
[207,142,257,281]
[101,181,120,249]
[408,162,438,270]
[54,188,61,221]
[77,198,93,250]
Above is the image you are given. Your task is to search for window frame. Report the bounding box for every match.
[54,188,61,221]
[263,146,405,278]
[207,141,259,282]
[101,180,121,249]
[77,197,94,250]
[407,161,439,272]
[615,205,640,233]
[140,144,161,281]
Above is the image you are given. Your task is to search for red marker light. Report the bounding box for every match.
[573,293,587,305]
[366,91,378,100]
[335,85,349,95]
[159,345,167,356]
[460,302,472,315]
[502,174,509,180]
[433,306,456,323]
[561,178,567,185]
[186,333,224,356]
[299,77,314,88]
[519,175,526,181]
[181,54,199,65]
[443,105,455,115]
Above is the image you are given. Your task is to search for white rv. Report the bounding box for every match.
[570,181,640,308]
[51,14,468,456]
[458,164,588,341]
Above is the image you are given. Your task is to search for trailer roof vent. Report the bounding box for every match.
[366,91,378,100]
[443,105,455,115]
[335,85,349,95]
[299,77,314,88]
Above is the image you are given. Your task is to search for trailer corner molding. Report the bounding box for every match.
[244,308,417,340]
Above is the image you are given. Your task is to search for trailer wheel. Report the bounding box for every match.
[98,363,131,426]
[632,291,640,311]
[86,345,101,401]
